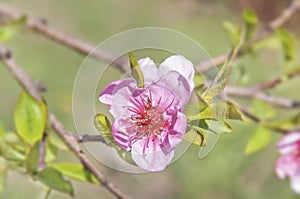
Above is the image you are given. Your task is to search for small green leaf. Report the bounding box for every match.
[48,133,68,151]
[203,77,228,104]
[198,119,233,134]
[222,21,239,44]
[0,28,13,42]
[117,149,135,165]
[195,92,209,112]
[252,99,276,120]
[252,35,281,50]
[0,124,4,138]
[14,91,47,145]
[194,73,206,90]
[129,52,144,88]
[0,141,25,163]
[276,28,295,62]
[245,126,272,154]
[203,29,242,103]
[243,8,258,41]
[50,163,98,184]
[10,15,27,27]
[45,141,58,163]
[268,113,300,130]
[35,167,73,196]
[94,114,120,149]
[0,159,7,193]
[188,101,244,121]
[26,141,40,174]
[184,126,207,146]
[44,188,52,199]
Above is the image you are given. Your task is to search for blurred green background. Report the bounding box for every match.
[0,0,300,198]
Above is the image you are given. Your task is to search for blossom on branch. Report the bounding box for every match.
[99,55,195,171]
[275,132,300,194]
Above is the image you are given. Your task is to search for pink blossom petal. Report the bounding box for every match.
[146,83,180,112]
[138,57,159,83]
[275,154,299,179]
[157,71,190,109]
[159,55,195,91]
[277,132,300,154]
[99,78,134,105]
[109,79,137,118]
[131,138,174,171]
[112,120,131,151]
[290,174,300,195]
[161,110,187,154]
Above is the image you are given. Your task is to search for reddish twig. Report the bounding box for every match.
[196,0,300,72]
[0,3,128,72]
[0,44,130,199]
[225,84,300,109]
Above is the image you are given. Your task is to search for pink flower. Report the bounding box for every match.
[99,55,195,171]
[275,132,300,194]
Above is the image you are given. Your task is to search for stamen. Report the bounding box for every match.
[163,98,175,111]
[155,96,162,111]
[143,137,150,154]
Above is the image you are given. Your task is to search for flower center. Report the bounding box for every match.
[127,88,174,140]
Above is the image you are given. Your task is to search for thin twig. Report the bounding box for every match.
[196,0,300,72]
[76,134,106,143]
[255,68,300,92]
[0,44,130,199]
[38,132,47,171]
[0,3,129,72]
[0,44,41,102]
[225,84,300,109]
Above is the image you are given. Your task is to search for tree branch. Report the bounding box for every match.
[0,44,130,199]
[225,84,300,109]
[196,0,300,72]
[255,68,300,92]
[0,3,128,72]
[76,134,106,143]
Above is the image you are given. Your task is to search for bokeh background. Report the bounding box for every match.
[0,0,300,199]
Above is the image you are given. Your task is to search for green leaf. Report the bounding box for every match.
[268,113,300,130]
[194,73,206,90]
[184,126,207,146]
[48,133,68,151]
[203,29,242,103]
[0,124,4,138]
[14,91,47,145]
[188,101,244,121]
[195,92,209,112]
[276,28,295,62]
[202,77,228,104]
[222,21,239,44]
[45,141,58,163]
[0,28,13,42]
[44,188,52,199]
[0,16,27,43]
[0,159,7,193]
[252,35,281,50]
[35,167,73,196]
[0,140,25,163]
[129,52,144,88]
[4,132,22,145]
[26,141,40,174]
[252,99,275,120]
[50,163,98,184]
[94,114,120,149]
[9,15,27,27]
[117,149,135,165]
[243,8,258,41]
[245,126,272,154]
[198,119,233,134]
